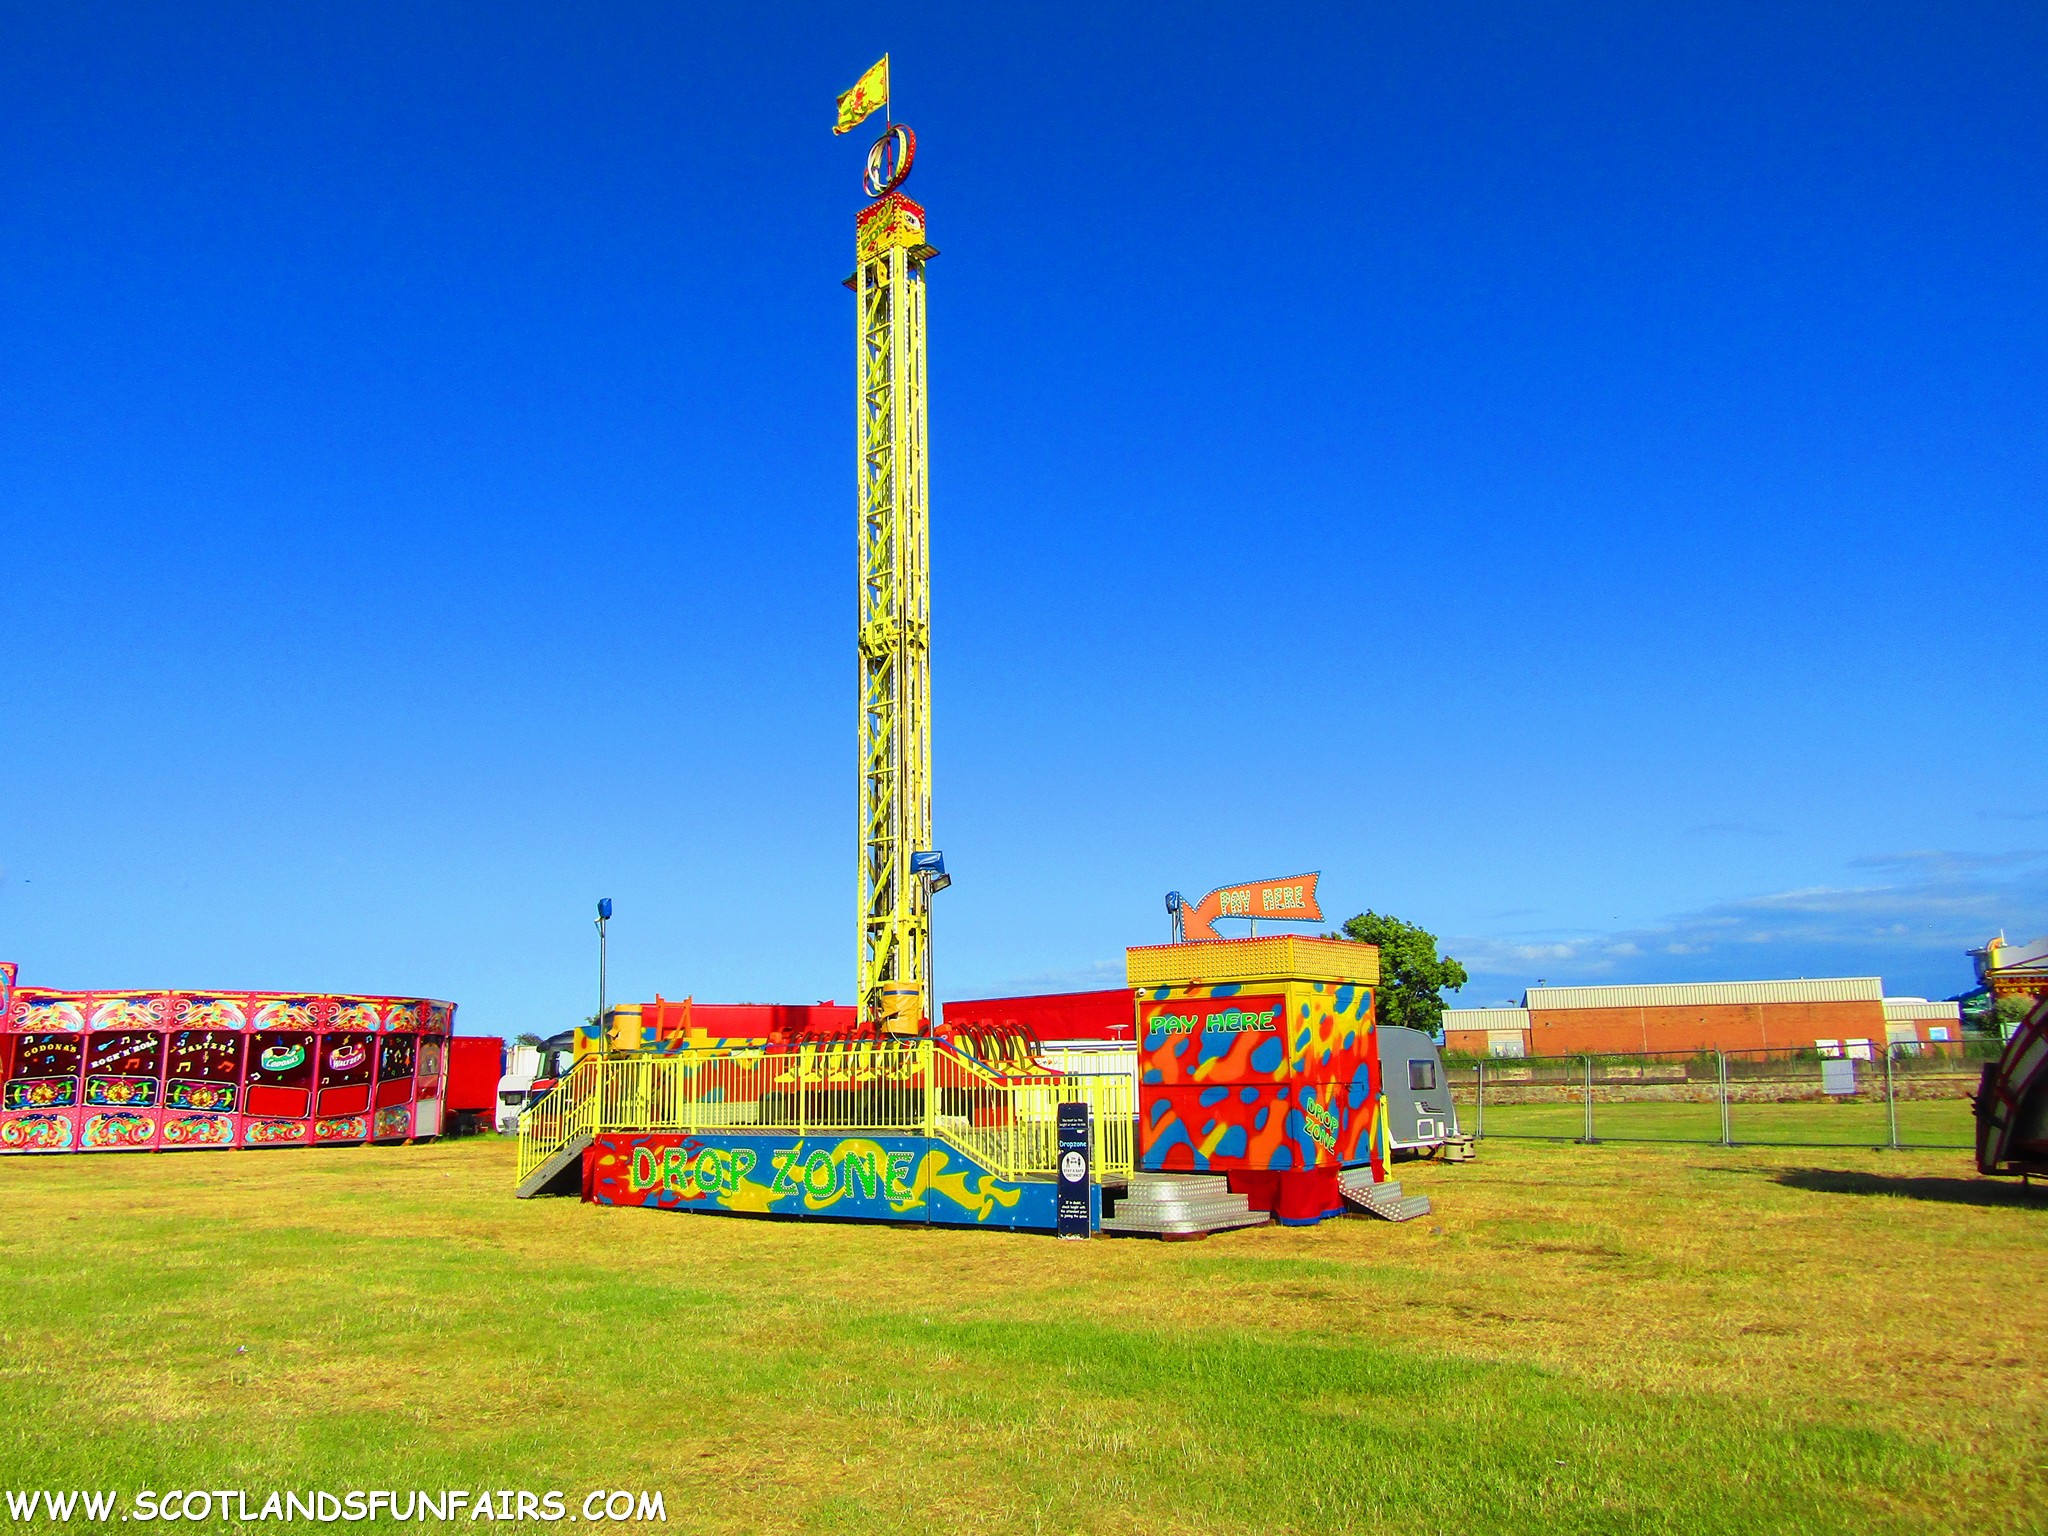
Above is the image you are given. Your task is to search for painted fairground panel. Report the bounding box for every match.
[1137,980,1377,1173]
[312,1032,375,1142]
[250,996,323,1035]
[1139,989,1290,1173]
[10,990,87,1034]
[587,1132,1067,1231]
[412,1035,446,1138]
[370,1033,418,1141]
[87,993,171,1034]
[1270,979,1377,1172]
[1293,980,1378,1166]
[77,998,172,1154]
[161,1028,244,1150]
[1140,993,1290,1086]
[173,994,250,1033]
[419,999,454,1131]
[1138,1081,1362,1172]
[332,995,424,1033]
[79,1029,166,1152]
[1,1032,84,1154]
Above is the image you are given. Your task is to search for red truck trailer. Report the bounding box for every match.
[445,1036,504,1137]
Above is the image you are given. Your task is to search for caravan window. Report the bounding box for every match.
[1408,1060,1437,1091]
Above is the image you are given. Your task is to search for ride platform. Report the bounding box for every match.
[515,1040,1129,1235]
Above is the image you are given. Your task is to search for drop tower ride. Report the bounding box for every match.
[849,121,937,1032]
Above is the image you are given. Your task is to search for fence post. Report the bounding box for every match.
[1717,1051,1731,1147]
[1475,1059,1485,1140]
[1582,1054,1596,1144]
[1885,1044,1899,1151]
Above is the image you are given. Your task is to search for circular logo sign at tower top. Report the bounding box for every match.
[864,124,916,198]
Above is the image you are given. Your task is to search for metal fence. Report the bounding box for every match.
[1445,1043,1990,1150]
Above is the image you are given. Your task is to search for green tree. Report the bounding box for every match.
[1334,911,1469,1038]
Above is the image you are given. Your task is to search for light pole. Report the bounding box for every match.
[911,852,950,1036]
[595,898,613,1051]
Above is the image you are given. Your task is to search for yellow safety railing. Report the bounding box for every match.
[514,1053,603,1185]
[515,1041,1134,1185]
[926,1042,1136,1181]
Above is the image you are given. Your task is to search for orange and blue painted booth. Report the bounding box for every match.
[1127,935,1382,1224]
[0,967,457,1155]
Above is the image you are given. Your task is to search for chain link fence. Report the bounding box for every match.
[1446,1041,1993,1150]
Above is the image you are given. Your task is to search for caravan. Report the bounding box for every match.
[1377,1026,1467,1158]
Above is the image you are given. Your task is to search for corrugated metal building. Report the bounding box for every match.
[1881,997,1964,1047]
[1442,1006,1531,1058]
[1526,978,1882,1010]
[1445,977,1960,1058]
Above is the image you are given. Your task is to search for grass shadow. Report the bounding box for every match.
[1773,1167,2048,1208]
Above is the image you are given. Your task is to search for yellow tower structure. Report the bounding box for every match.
[851,125,936,1032]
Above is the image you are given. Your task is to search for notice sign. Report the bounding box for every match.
[1056,1102,1092,1239]
[1181,872,1322,942]
[1139,995,1286,1043]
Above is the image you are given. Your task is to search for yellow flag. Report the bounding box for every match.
[835,55,889,135]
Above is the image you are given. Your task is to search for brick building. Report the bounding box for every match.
[1444,977,1962,1058]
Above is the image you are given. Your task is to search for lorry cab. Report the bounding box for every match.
[494,1046,536,1134]
[1377,1026,1460,1157]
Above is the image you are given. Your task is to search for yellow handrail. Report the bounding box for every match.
[924,1040,1136,1180]
[514,1041,1135,1185]
[514,1054,602,1185]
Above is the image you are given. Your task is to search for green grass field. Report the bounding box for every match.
[2,1135,2043,1535]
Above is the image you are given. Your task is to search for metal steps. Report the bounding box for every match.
[1339,1166,1432,1222]
[1100,1172,1270,1239]
[514,1130,591,1200]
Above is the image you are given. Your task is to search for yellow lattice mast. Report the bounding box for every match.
[847,111,936,1033]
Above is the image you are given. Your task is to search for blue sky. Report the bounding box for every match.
[2,4,2043,1035]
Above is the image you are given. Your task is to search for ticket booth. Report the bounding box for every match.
[1126,935,1381,1225]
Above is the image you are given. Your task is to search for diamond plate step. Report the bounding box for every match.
[1100,1172,1270,1239]
[1339,1166,1432,1222]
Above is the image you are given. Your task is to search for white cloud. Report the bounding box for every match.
[1447,850,2048,1000]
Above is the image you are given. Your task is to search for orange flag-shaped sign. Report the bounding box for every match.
[1181,873,1323,943]
[835,56,889,135]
